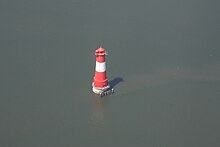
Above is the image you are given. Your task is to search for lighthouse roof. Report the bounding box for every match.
[96,47,105,52]
[95,47,106,56]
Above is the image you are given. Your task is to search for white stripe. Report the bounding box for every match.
[95,61,106,72]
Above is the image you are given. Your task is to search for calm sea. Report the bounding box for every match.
[1,0,220,146]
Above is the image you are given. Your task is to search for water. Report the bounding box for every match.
[0,0,220,146]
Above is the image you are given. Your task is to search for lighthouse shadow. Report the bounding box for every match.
[109,77,123,88]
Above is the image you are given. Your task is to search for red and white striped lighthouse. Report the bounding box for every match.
[92,47,110,95]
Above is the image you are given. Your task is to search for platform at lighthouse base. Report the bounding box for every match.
[92,83,114,97]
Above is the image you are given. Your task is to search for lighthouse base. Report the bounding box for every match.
[92,83,114,97]
[92,83,110,94]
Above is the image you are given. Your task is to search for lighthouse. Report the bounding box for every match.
[92,47,114,97]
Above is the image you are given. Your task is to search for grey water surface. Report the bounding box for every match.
[1,0,220,147]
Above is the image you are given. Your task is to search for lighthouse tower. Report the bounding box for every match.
[92,47,111,95]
